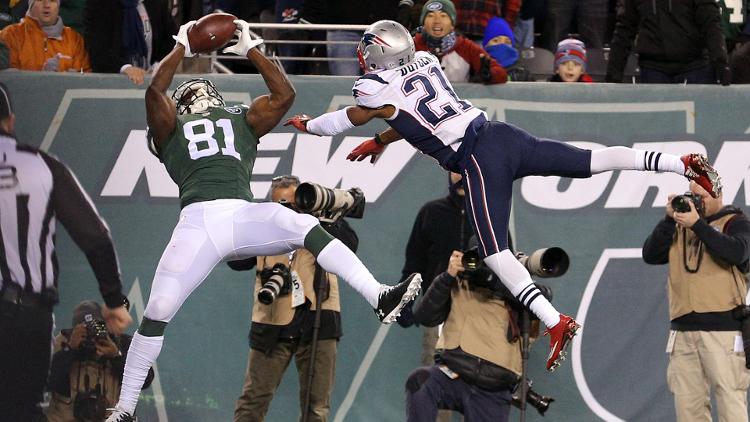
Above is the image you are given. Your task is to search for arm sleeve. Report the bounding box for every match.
[695,0,730,65]
[692,213,750,268]
[606,0,639,82]
[40,152,124,308]
[412,272,455,326]
[642,217,677,265]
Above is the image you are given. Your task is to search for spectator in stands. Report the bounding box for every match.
[453,0,519,43]
[513,0,543,50]
[304,0,411,76]
[0,0,91,72]
[543,0,609,52]
[0,0,27,30]
[718,0,747,54]
[549,38,593,82]
[83,0,176,85]
[606,0,730,85]
[482,16,532,81]
[58,0,84,35]
[415,0,507,83]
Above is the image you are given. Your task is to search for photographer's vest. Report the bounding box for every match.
[46,334,121,422]
[668,213,747,320]
[435,280,522,375]
[251,249,340,325]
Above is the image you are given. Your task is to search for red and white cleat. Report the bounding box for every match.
[681,153,722,198]
[544,313,580,372]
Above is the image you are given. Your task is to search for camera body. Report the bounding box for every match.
[294,182,365,223]
[671,191,704,215]
[73,384,108,422]
[512,379,555,416]
[80,314,109,356]
[257,263,293,305]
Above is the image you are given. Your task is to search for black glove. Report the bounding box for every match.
[715,62,732,86]
[480,54,492,83]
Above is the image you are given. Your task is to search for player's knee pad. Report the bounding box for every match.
[405,367,432,394]
[143,293,180,323]
[138,316,168,337]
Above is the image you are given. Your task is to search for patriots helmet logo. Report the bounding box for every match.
[361,32,392,49]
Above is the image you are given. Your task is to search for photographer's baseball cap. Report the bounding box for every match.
[72,300,103,325]
[0,82,12,120]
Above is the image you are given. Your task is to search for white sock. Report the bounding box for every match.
[116,332,164,415]
[590,147,684,175]
[316,239,381,307]
[484,250,560,328]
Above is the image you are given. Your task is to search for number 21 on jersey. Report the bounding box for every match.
[183,118,241,161]
[402,66,472,128]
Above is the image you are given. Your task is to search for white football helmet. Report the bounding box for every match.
[357,20,416,72]
[171,78,225,115]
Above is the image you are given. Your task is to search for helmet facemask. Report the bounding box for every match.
[172,79,225,115]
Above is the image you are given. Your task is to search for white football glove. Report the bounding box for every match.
[222,19,264,57]
[172,20,196,57]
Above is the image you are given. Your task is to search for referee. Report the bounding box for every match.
[0,83,132,421]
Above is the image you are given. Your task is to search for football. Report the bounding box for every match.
[187,12,238,54]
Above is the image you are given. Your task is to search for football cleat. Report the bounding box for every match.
[544,314,580,372]
[374,273,422,324]
[681,153,722,198]
[105,408,135,422]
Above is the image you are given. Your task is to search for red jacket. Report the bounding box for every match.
[414,33,507,84]
[0,16,90,72]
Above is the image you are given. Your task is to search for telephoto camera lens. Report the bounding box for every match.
[516,247,569,278]
[671,192,703,214]
[257,263,292,305]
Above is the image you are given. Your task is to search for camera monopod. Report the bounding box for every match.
[302,264,327,422]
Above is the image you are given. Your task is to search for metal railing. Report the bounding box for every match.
[208,23,370,74]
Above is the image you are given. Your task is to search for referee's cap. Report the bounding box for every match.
[0,83,11,120]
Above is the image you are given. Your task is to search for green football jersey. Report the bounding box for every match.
[159,105,258,208]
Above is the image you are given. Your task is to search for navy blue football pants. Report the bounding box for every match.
[461,121,591,257]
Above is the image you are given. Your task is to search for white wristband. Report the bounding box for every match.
[306,107,355,136]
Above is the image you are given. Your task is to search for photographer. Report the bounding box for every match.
[643,180,750,421]
[231,175,358,422]
[405,249,549,422]
[47,301,153,422]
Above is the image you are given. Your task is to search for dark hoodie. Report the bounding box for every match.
[400,180,474,292]
[607,0,729,81]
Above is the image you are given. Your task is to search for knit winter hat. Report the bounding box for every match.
[554,38,587,71]
[27,0,61,12]
[482,16,515,48]
[420,0,457,25]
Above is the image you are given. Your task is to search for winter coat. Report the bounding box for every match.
[0,15,90,72]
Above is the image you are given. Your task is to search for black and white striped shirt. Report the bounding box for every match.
[0,134,123,307]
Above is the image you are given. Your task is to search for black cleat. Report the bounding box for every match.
[374,273,422,324]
